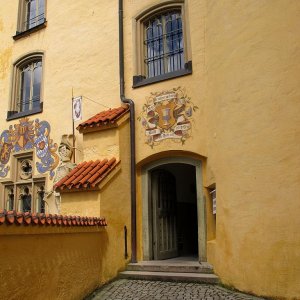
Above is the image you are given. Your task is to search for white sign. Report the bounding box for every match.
[174,123,191,131]
[154,93,176,103]
[210,189,217,215]
[72,96,82,121]
[146,128,161,136]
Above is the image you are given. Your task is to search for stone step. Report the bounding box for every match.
[126,261,214,274]
[119,270,219,284]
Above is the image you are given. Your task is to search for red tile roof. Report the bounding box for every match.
[54,158,119,191]
[77,105,129,131]
[0,210,107,226]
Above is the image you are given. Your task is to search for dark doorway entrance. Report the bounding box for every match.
[150,163,198,260]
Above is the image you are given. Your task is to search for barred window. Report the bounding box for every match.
[133,2,192,87]
[144,11,184,78]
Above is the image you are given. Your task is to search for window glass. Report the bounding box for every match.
[1,156,45,213]
[144,11,184,78]
[17,59,42,113]
[20,187,32,213]
[20,65,31,112]
[25,0,45,31]
[37,185,45,213]
[38,0,45,24]
[32,61,42,109]
[166,13,183,73]
[6,187,14,211]
[22,194,32,212]
[27,0,37,29]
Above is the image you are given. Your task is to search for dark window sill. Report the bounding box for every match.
[7,104,43,121]
[13,21,47,41]
[132,61,192,88]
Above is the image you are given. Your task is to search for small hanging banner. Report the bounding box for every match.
[72,96,82,121]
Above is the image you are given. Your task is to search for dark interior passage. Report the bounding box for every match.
[151,163,198,258]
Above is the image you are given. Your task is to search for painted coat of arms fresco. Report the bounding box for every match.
[0,117,59,179]
[138,87,198,148]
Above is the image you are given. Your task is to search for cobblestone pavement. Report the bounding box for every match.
[87,279,264,300]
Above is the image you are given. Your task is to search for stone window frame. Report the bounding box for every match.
[0,152,46,213]
[13,0,47,40]
[132,0,192,88]
[8,52,44,121]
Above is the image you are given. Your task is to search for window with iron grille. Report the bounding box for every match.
[8,53,43,120]
[144,10,184,78]
[133,1,192,87]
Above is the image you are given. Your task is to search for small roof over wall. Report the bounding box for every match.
[54,158,120,192]
[0,210,107,226]
[77,105,129,133]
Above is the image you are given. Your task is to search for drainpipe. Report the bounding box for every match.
[119,0,137,263]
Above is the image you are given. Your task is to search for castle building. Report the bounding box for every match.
[0,1,299,299]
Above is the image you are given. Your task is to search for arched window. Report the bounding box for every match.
[8,53,43,120]
[133,1,192,87]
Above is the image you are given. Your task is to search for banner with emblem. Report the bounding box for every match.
[72,96,82,121]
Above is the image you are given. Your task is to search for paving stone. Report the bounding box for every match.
[86,279,265,300]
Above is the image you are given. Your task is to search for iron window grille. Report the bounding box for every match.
[144,10,184,78]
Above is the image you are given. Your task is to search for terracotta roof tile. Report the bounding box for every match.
[0,210,107,227]
[77,105,129,131]
[54,158,119,191]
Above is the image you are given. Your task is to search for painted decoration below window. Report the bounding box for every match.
[0,117,59,179]
[138,87,198,148]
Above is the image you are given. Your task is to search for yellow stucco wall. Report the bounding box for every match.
[82,129,120,162]
[0,224,107,300]
[204,1,300,299]
[92,121,132,282]
[61,191,101,217]
[60,121,131,283]
[126,0,207,162]
[0,0,124,212]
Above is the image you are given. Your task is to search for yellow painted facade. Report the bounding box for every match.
[0,0,299,299]
[0,224,107,300]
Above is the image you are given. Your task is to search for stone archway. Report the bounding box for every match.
[141,157,207,262]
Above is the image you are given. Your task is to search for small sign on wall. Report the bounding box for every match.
[210,189,216,215]
[72,96,82,121]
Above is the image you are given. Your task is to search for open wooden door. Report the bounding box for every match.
[151,169,178,260]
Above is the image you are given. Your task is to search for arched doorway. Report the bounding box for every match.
[142,157,206,262]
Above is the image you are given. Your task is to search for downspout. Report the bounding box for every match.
[119,0,137,263]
